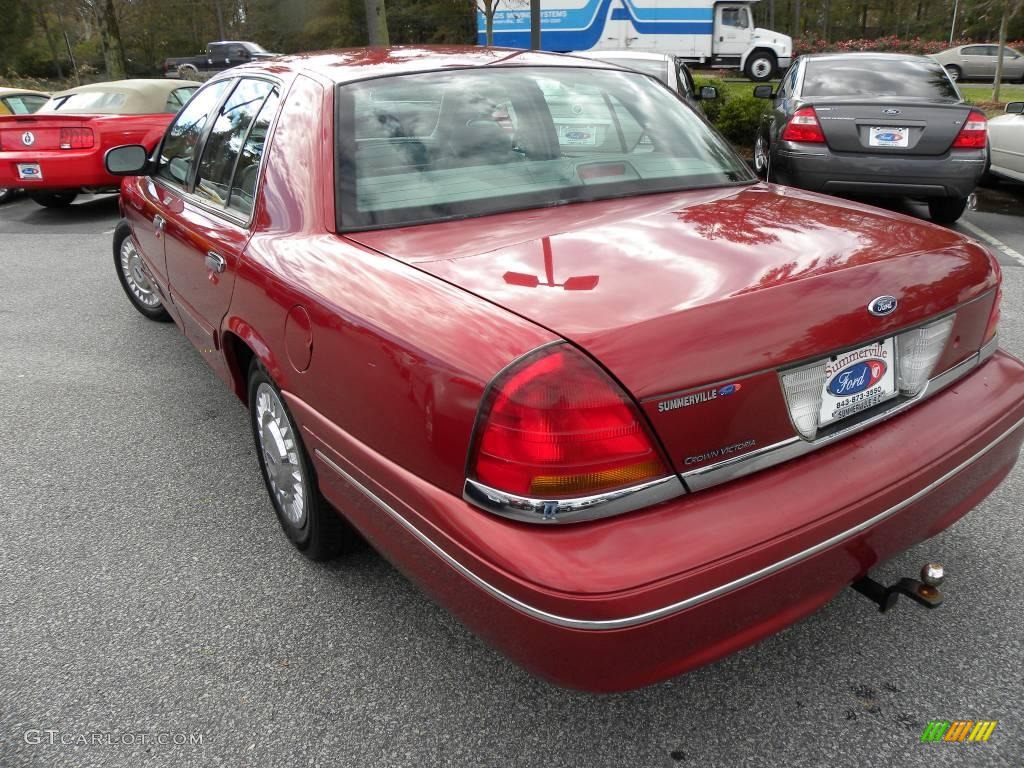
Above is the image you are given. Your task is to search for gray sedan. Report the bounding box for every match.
[571,50,715,109]
[752,53,987,224]
[932,44,1024,83]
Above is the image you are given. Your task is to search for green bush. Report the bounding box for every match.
[693,76,767,147]
[715,93,769,145]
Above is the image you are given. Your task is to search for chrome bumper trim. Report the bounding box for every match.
[462,475,685,524]
[316,411,1024,630]
[684,339,999,491]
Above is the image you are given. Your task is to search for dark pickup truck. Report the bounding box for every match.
[163,41,277,80]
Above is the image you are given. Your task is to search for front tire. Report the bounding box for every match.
[113,223,171,321]
[745,51,776,82]
[30,191,78,208]
[946,65,962,82]
[928,196,968,225]
[248,360,352,561]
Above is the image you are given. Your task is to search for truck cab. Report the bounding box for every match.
[477,0,791,81]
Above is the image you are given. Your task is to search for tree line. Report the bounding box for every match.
[0,0,1021,81]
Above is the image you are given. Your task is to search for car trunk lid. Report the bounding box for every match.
[347,185,997,475]
[0,114,92,151]
[808,99,972,155]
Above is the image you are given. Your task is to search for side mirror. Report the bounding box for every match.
[699,85,719,100]
[105,144,150,176]
[753,85,775,99]
[1006,101,1024,114]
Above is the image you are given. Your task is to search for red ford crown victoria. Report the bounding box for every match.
[0,79,196,207]
[103,48,1024,691]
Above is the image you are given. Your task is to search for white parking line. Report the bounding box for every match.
[959,219,1024,268]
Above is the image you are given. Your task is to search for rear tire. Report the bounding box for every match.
[0,188,15,205]
[30,191,78,208]
[248,359,354,561]
[177,63,200,81]
[745,51,776,82]
[946,65,962,82]
[928,197,968,225]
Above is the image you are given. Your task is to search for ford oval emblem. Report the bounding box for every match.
[882,108,901,115]
[827,360,887,396]
[22,131,35,146]
[868,295,898,316]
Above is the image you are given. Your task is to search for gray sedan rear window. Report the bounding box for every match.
[802,59,959,100]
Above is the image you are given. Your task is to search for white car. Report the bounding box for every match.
[988,101,1024,182]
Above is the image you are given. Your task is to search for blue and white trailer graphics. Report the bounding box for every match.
[477,0,791,81]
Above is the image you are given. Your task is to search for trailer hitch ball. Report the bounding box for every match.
[921,563,944,587]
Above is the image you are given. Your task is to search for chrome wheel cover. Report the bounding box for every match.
[255,382,307,527]
[750,58,772,80]
[754,134,768,175]
[119,236,161,308]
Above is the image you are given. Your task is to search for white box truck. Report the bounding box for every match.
[477,0,792,81]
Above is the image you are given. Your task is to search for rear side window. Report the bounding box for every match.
[801,59,960,100]
[195,78,276,209]
[164,87,197,113]
[156,79,231,188]
[227,89,280,216]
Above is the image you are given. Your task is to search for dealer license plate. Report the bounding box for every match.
[819,338,898,427]
[17,163,42,181]
[868,126,909,148]
[557,125,598,146]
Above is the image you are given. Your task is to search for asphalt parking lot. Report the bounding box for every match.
[1,186,1022,768]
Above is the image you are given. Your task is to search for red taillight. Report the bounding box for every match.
[59,127,94,150]
[781,107,825,143]
[984,285,1001,343]
[952,110,987,149]
[469,345,669,499]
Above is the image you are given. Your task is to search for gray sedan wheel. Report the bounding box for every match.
[753,132,770,179]
[946,65,962,82]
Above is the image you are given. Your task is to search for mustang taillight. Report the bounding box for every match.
[59,127,94,150]
[781,107,826,143]
[951,110,987,149]
[469,345,669,499]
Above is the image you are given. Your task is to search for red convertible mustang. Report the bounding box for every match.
[104,48,1024,691]
[0,79,196,207]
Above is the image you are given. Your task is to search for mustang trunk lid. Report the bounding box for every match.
[347,185,997,476]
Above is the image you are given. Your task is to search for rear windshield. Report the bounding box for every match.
[336,66,751,230]
[41,91,128,114]
[2,94,48,114]
[802,58,960,100]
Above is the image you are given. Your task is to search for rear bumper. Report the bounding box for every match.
[0,149,117,191]
[289,350,1024,691]
[774,143,986,198]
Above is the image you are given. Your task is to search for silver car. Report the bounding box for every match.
[988,102,1024,183]
[752,53,988,224]
[932,44,1024,83]
[571,50,715,108]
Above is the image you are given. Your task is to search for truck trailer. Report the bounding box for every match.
[477,0,792,81]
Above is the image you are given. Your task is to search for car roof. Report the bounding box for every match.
[799,52,939,63]
[0,86,49,98]
[572,50,673,63]
[228,46,620,85]
[47,79,197,114]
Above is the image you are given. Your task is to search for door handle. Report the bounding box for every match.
[205,251,226,273]
[153,214,165,233]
